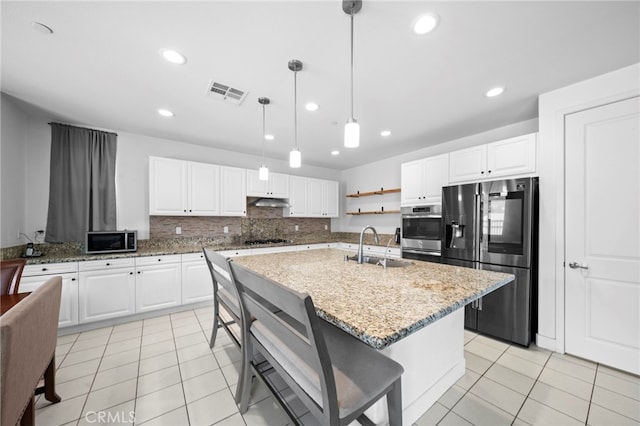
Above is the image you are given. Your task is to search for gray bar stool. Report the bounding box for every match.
[229,261,404,426]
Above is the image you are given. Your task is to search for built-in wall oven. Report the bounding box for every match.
[400,205,442,263]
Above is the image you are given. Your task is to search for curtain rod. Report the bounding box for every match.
[48,122,118,136]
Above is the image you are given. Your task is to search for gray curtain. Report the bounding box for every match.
[45,123,117,242]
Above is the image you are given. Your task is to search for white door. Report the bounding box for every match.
[220,166,247,216]
[149,157,188,215]
[287,176,307,217]
[135,263,182,313]
[306,178,324,217]
[400,159,425,205]
[423,154,449,204]
[565,96,640,374]
[323,180,339,217]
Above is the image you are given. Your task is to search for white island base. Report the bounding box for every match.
[363,308,466,426]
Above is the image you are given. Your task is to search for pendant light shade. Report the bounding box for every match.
[288,59,303,168]
[257,97,270,180]
[343,0,362,148]
[344,118,360,148]
[289,149,301,168]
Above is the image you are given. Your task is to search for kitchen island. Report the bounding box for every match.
[233,248,514,426]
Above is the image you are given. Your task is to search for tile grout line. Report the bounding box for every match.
[510,349,553,425]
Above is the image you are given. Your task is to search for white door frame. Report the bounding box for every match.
[536,63,640,354]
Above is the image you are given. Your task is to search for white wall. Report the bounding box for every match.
[536,63,640,352]
[337,119,538,234]
[18,114,340,242]
[0,94,28,247]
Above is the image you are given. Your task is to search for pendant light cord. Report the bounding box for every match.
[261,104,266,164]
[350,11,354,119]
[293,69,298,150]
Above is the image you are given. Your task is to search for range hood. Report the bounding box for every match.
[251,198,290,208]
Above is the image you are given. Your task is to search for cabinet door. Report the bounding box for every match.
[182,256,213,305]
[286,176,307,217]
[423,154,449,203]
[323,180,339,217]
[188,162,220,215]
[401,159,426,206]
[19,273,79,328]
[220,166,247,216]
[269,172,290,198]
[149,157,188,215]
[306,178,324,217]
[449,145,487,183]
[486,133,537,178]
[79,268,136,323]
[246,169,268,196]
[135,263,182,313]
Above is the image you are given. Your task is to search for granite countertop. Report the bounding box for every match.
[233,248,514,349]
[16,233,395,265]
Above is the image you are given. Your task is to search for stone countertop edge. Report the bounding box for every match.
[325,275,514,350]
[20,242,333,265]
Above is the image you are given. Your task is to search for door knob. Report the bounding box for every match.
[568,262,589,270]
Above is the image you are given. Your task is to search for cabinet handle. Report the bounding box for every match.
[71,278,76,281]
[488,170,492,173]
[42,268,48,271]
[189,209,192,212]
[183,209,187,212]
[106,263,110,266]
[137,271,141,274]
[158,259,162,262]
[130,272,134,275]
[480,171,485,174]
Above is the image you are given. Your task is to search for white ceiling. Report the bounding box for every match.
[2,1,638,170]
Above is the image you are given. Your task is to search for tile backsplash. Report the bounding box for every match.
[150,203,331,242]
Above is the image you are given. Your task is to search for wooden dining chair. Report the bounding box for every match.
[1,276,62,426]
[228,261,405,426]
[1,258,27,295]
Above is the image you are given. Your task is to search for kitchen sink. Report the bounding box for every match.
[346,255,412,268]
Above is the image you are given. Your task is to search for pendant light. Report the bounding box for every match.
[343,0,362,148]
[258,97,270,181]
[288,59,303,168]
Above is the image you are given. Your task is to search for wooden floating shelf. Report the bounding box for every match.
[346,210,401,215]
[346,187,401,198]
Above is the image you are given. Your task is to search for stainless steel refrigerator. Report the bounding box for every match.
[441,177,538,346]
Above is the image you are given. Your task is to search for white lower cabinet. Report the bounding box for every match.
[135,255,182,313]
[181,252,213,305]
[79,259,136,323]
[21,262,79,328]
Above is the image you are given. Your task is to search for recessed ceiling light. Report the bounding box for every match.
[160,49,187,65]
[331,150,340,156]
[264,134,275,141]
[305,102,319,111]
[32,22,54,35]
[380,130,391,137]
[412,14,439,35]
[157,108,174,117]
[485,87,505,97]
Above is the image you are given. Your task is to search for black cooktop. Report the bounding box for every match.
[243,238,289,246]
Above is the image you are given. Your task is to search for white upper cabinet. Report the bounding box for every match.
[246,170,290,198]
[401,154,449,205]
[220,166,247,216]
[149,157,219,216]
[286,176,308,217]
[449,133,537,183]
[486,133,537,178]
[306,178,325,217]
[285,177,339,218]
[188,162,220,215]
[149,157,188,215]
[323,180,339,217]
[307,178,339,217]
[448,145,488,183]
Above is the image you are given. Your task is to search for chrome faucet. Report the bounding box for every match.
[357,226,379,264]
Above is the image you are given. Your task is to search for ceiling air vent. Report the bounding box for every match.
[206,81,248,105]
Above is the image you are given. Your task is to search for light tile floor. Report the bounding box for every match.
[35,307,640,425]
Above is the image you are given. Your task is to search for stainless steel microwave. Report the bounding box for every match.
[85,230,137,254]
